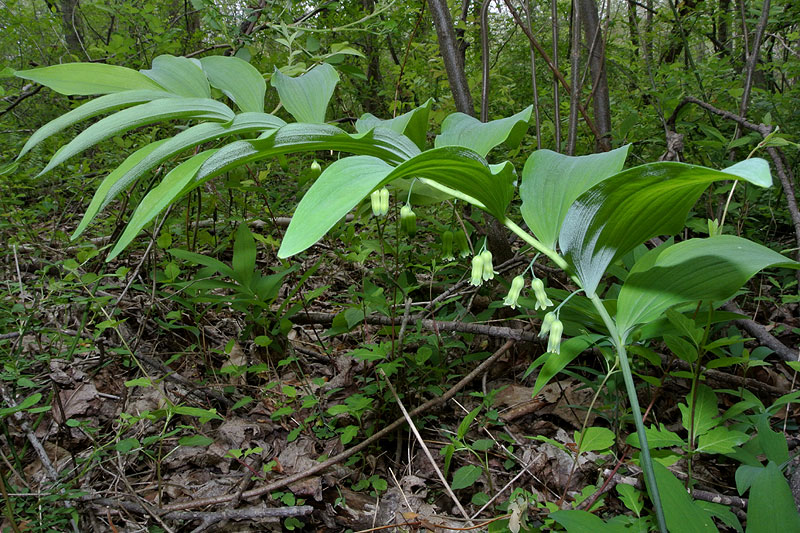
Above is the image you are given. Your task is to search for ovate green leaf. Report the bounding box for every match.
[270,63,339,123]
[141,54,211,98]
[435,105,533,157]
[616,236,797,335]
[451,464,482,490]
[356,98,432,150]
[745,462,800,533]
[520,146,629,249]
[653,462,719,533]
[559,158,773,296]
[200,55,266,113]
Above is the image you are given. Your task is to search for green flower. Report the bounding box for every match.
[379,187,389,215]
[480,249,494,281]
[455,230,470,258]
[503,275,525,309]
[539,312,556,338]
[531,278,553,310]
[470,254,485,286]
[546,318,563,354]
[400,204,417,236]
[370,190,382,216]
[309,160,322,178]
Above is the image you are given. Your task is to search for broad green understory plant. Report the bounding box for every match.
[7,54,800,532]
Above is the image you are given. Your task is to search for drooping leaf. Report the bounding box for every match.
[653,462,719,533]
[15,63,165,95]
[745,462,800,533]
[278,147,514,258]
[434,105,533,157]
[616,236,798,335]
[17,90,177,160]
[270,63,339,123]
[559,158,773,296]
[520,145,629,249]
[141,54,210,98]
[200,55,266,113]
[37,98,234,176]
[106,150,217,260]
[355,98,432,150]
[73,139,169,239]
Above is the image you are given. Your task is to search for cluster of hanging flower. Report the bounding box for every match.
[470,249,495,286]
[370,187,390,217]
[499,271,562,354]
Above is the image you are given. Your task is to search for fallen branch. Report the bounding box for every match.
[723,302,798,364]
[157,340,515,512]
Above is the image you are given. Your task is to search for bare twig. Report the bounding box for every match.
[722,302,799,364]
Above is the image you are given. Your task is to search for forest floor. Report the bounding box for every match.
[1,211,799,533]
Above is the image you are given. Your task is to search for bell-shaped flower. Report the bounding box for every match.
[470,254,485,286]
[455,231,470,258]
[539,312,556,338]
[370,190,382,216]
[379,187,389,215]
[441,230,454,261]
[546,318,564,354]
[503,275,525,309]
[531,278,553,310]
[400,204,417,236]
[481,249,494,281]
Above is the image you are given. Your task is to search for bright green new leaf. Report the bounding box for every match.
[355,98,432,150]
[434,105,533,157]
[141,54,210,98]
[107,150,217,259]
[200,55,266,113]
[575,426,615,454]
[0,393,42,417]
[15,63,165,95]
[745,462,800,533]
[73,139,168,239]
[653,462,719,533]
[37,98,235,176]
[17,90,176,160]
[270,63,339,123]
[616,236,798,335]
[451,464,482,490]
[696,427,749,454]
[520,145,629,249]
[559,158,773,296]
[457,406,482,440]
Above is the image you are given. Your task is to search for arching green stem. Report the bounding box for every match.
[503,217,569,271]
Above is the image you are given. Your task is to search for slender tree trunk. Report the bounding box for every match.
[566,0,581,155]
[717,0,730,54]
[626,0,640,59]
[580,0,612,151]
[523,0,542,149]
[552,0,562,152]
[361,0,384,115]
[46,0,85,58]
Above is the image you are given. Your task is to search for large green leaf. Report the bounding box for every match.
[279,156,393,258]
[355,98,432,150]
[270,63,339,123]
[653,462,719,533]
[558,158,772,296]
[72,140,168,239]
[616,236,798,335]
[520,146,629,249]
[550,510,628,533]
[192,123,420,186]
[37,98,235,176]
[200,55,266,113]
[15,63,165,95]
[140,55,210,98]
[17,90,176,160]
[232,222,257,288]
[745,462,800,533]
[106,150,217,260]
[96,112,284,218]
[278,148,514,258]
[434,105,532,157]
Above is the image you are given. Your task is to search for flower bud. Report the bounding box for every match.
[441,230,454,261]
[531,278,553,310]
[309,160,322,178]
[379,187,389,216]
[503,275,525,309]
[455,230,470,258]
[546,318,563,354]
[370,190,382,216]
[480,249,494,281]
[470,255,484,286]
[400,204,416,236]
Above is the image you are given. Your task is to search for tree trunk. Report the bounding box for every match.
[579,0,612,151]
[360,0,385,115]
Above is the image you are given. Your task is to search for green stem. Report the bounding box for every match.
[503,218,569,271]
[589,293,668,533]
